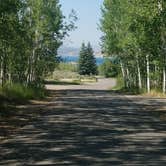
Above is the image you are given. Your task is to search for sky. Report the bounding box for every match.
[59,0,103,50]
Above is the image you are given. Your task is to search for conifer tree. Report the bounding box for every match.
[78,42,98,75]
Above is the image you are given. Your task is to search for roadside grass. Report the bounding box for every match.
[44,80,81,85]
[111,75,142,95]
[51,70,80,80]
[47,69,98,85]
[142,89,166,98]
[0,83,46,105]
[45,76,98,86]
[111,76,166,97]
[111,87,141,95]
[80,76,98,83]
[111,75,124,91]
[0,83,47,118]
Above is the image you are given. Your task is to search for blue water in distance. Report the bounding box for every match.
[60,55,104,65]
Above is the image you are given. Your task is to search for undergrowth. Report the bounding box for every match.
[112,76,166,97]
[0,83,46,104]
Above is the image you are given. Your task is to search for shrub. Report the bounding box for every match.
[99,58,119,78]
[58,62,78,72]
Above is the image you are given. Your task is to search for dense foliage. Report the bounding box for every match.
[78,42,98,75]
[100,0,166,93]
[99,58,119,78]
[0,0,76,87]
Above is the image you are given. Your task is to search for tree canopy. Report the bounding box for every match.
[100,0,166,93]
[0,0,76,87]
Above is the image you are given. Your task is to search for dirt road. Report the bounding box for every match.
[46,78,116,90]
[0,78,166,165]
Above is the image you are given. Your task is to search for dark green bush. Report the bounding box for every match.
[99,58,119,78]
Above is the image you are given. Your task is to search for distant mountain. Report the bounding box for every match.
[58,45,103,57]
[58,46,80,56]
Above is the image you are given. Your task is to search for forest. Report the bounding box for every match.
[100,0,166,93]
[0,0,76,100]
[0,0,74,85]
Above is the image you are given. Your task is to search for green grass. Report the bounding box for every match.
[45,80,81,85]
[51,70,80,80]
[111,76,166,97]
[111,75,124,91]
[0,83,46,117]
[111,76,141,95]
[142,89,166,98]
[80,77,97,83]
[47,69,98,84]
[0,83,46,103]
[45,76,98,85]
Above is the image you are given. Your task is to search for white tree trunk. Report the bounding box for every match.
[163,67,166,93]
[146,55,150,93]
[0,63,3,85]
[31,48,35,82]
[154,65,157,88]
[136,58,142,89]
[126,67,130,87]
[120,62,125,79]
[8,73,12,84]
[120,62,126,87]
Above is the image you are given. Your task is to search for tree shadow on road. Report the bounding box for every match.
[0,89,166,165]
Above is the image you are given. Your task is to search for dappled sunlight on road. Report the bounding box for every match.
[0,81,166,165]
